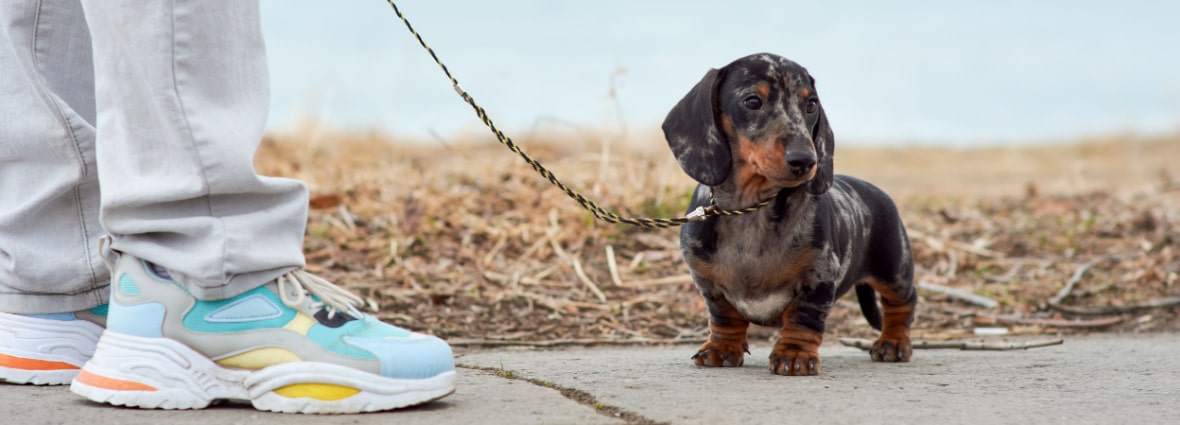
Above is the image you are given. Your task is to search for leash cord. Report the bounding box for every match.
[384,1,769,228]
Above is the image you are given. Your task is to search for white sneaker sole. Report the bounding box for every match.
[70,331,456,414]
[0,312,103,385]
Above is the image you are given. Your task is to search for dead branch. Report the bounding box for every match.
[513,291,569,313]
[620,274,694,287]
[571,257,607,304]
[480,233,509,266]
[483,271,543,286]
[945,250,958,278]
[918,281,999,309]
[542,221,606,303]
[1048,296,1180,316]
[450,337,706,348]
[605,245,623,287]
[1050,259,1102,305]
[908,228,1004,258]
[839,338,1063,351]
[983,262,1023,283]
[973,314,1125,329]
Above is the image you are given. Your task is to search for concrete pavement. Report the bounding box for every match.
[4,333,1177,424]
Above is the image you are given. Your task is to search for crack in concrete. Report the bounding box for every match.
[457,363,668,425]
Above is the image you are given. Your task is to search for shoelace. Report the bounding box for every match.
[276,270,365,319]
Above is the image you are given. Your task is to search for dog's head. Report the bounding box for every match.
[662,53,834,200]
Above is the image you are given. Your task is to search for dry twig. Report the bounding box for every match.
[571,257,607,304]
[1048,296,1180,316]
[918,281,999,309]
[621,274,694,287]
[449,338,706,348]
[908,228,1004,258]
[1049,259,1103,305]
[839,338,1063,351]
[973,314,1125,329]
[605,245,623,287]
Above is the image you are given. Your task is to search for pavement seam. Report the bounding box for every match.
[456,363,668,425]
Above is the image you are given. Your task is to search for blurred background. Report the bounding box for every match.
[259,0,1180,146]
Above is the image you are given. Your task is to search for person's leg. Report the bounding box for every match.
[86,0,305,298]
[0,0,107,385]
[0,0,106,314]
[71,0,455,412]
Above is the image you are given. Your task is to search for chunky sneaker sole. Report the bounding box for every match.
[0,310,105,385]
[72,251,456,414]
[71,332,455,413]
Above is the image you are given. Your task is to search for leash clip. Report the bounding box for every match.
[685,206,711,222]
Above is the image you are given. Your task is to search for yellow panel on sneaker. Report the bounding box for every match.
[215,348,301,370]
[272,383,361,401]
[281,312,316,335]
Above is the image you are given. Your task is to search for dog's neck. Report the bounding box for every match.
[709,185,813,224]
[712,175,802,206]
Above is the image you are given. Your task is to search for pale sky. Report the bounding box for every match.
[260,0,1180,146]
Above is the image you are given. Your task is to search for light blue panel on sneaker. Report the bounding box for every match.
[23,312,77,321]
[303,315,412,360]
[183,286,296,333]
[204,294,283,322]
[343,334,455,379]
[119,274,140,295]
[350,316,412,339]
[107,301,165,338]
[306,320,378,360]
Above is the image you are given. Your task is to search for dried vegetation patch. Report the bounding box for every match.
[257,129,1180,345]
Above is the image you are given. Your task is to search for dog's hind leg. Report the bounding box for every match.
[864,277,917,362]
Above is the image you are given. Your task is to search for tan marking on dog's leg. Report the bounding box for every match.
[865,277,915,362]
[693,297,750,368]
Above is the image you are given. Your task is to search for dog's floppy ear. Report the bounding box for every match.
[807,100,835,195]
[662,68,731,186]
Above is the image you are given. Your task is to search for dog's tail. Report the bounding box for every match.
[855,284,883,331]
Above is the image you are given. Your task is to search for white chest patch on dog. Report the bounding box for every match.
[731,292,793,324]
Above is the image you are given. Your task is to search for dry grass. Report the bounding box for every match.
[256,124,1180,345]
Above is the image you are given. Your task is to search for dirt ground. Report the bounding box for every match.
[255,126,1180,346]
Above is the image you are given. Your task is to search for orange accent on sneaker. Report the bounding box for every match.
[0,352,79,371]
[75,369,157,392]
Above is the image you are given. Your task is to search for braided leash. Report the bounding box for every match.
[384,1,770,228]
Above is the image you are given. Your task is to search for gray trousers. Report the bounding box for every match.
[0,0,309,313]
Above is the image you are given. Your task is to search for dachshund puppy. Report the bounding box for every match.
[662,53,917,376]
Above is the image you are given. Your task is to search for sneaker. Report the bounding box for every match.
[70,253,456,414]
[0,305,107,385]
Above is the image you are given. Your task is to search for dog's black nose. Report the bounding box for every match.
[786,151,817,177]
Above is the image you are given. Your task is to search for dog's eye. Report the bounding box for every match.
[743,96,763,110]
[805,98,818,114]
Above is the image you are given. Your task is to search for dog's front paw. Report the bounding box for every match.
[692,340,749,367]
[769,343,821,376]
[870,333,912,362]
